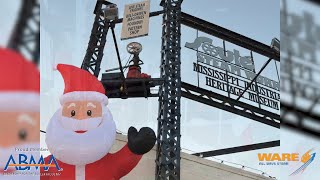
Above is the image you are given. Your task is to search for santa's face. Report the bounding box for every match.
[61,101,103,133]
[0,112,40,172]
[0,112,40,147]
[46,102,116,165]
[62,101,102,120]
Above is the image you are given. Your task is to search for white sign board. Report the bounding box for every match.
[121,0,150,40]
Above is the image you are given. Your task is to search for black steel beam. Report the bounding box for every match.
[305,0,320,5]
[100,78,163,98]
[181,12,280,61]
[236,58,273,101]
[101,77,163,85]
[156,0,183,179]
[281,102,320,137]
[181,82,280,128]
[8,0,40,64]
[110,25,127,94]
[193,140,280,157]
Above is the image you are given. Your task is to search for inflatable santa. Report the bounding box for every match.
[0,48,40,179]
[42,64,156,180]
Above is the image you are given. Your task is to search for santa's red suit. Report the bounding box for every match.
[41,144,141,180]
[41,64,156,180]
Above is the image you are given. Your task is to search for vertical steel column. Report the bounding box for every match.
[156,0,182,179]
[81,1,110,77]
[8,0,40,64]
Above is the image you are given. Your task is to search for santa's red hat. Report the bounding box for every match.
[0,47,39,112]
[56,64,108,105]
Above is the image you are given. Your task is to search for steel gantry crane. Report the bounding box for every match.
[81,0,280,179]
[81,1,183,178]
[8,0,40,65]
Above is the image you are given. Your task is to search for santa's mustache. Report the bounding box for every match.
[59,116,102,131]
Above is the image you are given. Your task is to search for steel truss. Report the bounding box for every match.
[181,82,280,128]
[156,0,183,179]
[79,1,282,179]
[81,0,112,77]
[281,102,320,137]
[8,0,40,64]
[181,12,280,61]
[193,140,280,157]
[180,11,281,158]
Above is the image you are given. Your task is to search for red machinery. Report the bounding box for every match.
[126,42,151,79]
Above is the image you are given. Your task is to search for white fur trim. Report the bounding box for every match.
[53,63,58,70]
[76,165,85,180]
[60,91,108,105]
[0,92,39,112]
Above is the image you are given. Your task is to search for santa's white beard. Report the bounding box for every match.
[45,108,116,166]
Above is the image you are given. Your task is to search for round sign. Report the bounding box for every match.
[127,42,142,55]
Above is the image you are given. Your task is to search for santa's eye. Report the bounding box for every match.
[87,110,92,116]
[71,110,76,117]
[18,129,27,141]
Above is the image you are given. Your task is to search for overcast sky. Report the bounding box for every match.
[1,0,320,179]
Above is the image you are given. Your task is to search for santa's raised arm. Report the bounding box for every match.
[41,64,156,180]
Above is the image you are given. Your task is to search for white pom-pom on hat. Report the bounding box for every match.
[53,63,58,70]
